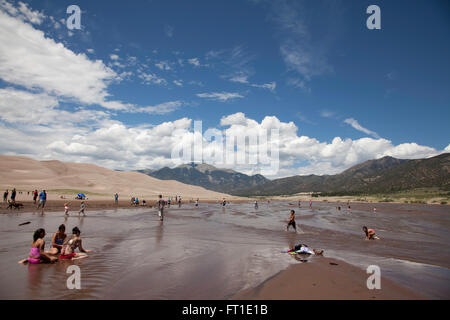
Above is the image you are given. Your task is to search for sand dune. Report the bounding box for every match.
[0,155,233,200]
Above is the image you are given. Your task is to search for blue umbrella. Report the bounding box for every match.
[77,193,86,198]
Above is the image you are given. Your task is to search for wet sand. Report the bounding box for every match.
[0,201,448,300]
[233,257,425,300]
[0,199,247,215]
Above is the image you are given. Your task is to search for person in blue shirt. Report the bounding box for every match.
[11,188,16,202]
[37,190,47,214]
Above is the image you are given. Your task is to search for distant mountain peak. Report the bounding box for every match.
[141,162,269,193]
[176,162,236,174]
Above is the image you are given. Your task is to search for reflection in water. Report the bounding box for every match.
[78,216,85,229]
[0,201,448,299]
[155,221,164,245]
[27,264,43,297]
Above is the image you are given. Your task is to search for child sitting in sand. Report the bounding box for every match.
[18,229,58,264]
[59,227,91,260]
[363,226,380,240]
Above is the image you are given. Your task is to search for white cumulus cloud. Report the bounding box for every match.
[0,8,128,111]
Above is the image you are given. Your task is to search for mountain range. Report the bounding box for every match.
[140,153,450,196]
[139,163,268,194]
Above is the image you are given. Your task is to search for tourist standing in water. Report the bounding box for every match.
[178,196,182,208]
[309,199,312,208]
[158,195,165,221]
[254,200,258,209]
[286,210,297,233]
[3,190,8,202]
[114,193,119,205]
[195,198,199,207]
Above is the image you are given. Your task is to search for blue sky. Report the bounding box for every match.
[0,0,449,177]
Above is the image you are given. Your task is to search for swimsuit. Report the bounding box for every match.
[59,252,76,260]
[53,237,65,253]
[28,247,41,264]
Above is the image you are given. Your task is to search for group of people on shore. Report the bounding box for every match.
[19,224,91,264]
[3,188,47,213]
[3,188,17,202]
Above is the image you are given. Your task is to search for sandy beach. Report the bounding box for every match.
[233,257,425,300]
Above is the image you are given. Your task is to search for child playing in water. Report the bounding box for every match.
[78,201,86,216]
[64,202,70,216]
[286,210,297,232]
[18,229,58,264]
[59,227,91,260]
[362,226,380,240]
